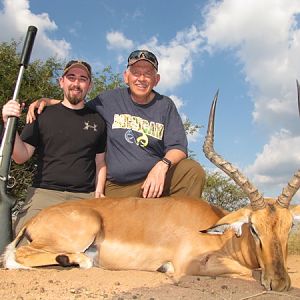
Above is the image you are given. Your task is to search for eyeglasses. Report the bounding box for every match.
[63,60,92,78]
[127,50,158,70]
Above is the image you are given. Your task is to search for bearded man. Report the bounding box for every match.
[2,60,107,235]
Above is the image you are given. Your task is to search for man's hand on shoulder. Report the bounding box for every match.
[26,98,61,124]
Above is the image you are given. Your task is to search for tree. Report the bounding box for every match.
[203,170,249,211]
[0,41,64,211]
[89,66,125,99]
[0,41,63,106]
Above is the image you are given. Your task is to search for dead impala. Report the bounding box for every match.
[2,92,300,292]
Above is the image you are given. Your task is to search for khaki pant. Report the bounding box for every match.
[105,159,206,198]
[14,187,95,236]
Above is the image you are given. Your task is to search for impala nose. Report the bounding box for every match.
[272,275,291,292]
[262,273,291,291]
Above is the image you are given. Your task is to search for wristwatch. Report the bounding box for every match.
[161,157,172,169]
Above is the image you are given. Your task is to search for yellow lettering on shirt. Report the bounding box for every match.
[112,113,164,140]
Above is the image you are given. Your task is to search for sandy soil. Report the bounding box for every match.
[0,256,299,300]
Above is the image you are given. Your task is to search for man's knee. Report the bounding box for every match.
[184,160,206,197]
[178,159,206,182]
[105,180,143,198]
[167,159,206,197]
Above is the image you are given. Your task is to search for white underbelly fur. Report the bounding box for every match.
[88,240,173,272]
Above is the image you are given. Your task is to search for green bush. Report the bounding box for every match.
[289,223,300,255]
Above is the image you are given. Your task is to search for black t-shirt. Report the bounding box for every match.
[21,103,106,192]
[88,88,187,183]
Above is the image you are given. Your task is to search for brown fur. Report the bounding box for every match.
[3,196,300,292]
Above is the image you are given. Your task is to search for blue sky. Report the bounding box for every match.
[0,0,299,201]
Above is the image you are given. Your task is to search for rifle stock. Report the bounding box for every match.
[0,26,37,253]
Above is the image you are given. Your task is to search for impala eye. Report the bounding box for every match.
[250,225,262,250]
[250,225,258,238]
[250,226,255,235]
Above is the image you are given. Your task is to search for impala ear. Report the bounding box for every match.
[200,207,252,237]
[291,204,300,223]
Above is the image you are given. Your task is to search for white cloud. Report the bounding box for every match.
[168,94,199,143]
[202,0,300,202]
[0,0,70,59]
[202,0,300,130]
[139,26,205,92]
[106,25,205,92]
[246,130,300,182]
[169,94,184,111]
[67,21,82,37]
[116,54,125,66]
[106,31,134,50]
[245,130,300,201]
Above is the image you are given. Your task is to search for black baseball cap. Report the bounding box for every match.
[63,60,92,79]
[127,50,158,70]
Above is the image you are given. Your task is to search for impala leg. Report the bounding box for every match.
[177,254,253,278]
[195,254,253,277]
[55,253,93,269]
[15,244,93,269]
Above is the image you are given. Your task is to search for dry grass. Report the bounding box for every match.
[288,223,300,254]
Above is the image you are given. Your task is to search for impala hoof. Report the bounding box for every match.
[79,259,93,269]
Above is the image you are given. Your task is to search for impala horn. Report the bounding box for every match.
[276,81,300,208]
[203,91,266,210]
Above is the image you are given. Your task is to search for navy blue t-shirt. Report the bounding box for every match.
[88,88,187,183]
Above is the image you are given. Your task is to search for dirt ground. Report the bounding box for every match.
[0,256,299,300]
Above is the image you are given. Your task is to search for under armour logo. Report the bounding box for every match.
[83,121,97,132]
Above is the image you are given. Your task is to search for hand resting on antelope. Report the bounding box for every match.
[2,92,300,292]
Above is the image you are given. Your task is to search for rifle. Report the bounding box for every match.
[0,26,37,253]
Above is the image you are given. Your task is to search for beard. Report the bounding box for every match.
[65,86,86,105]
[67,95,82,105]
